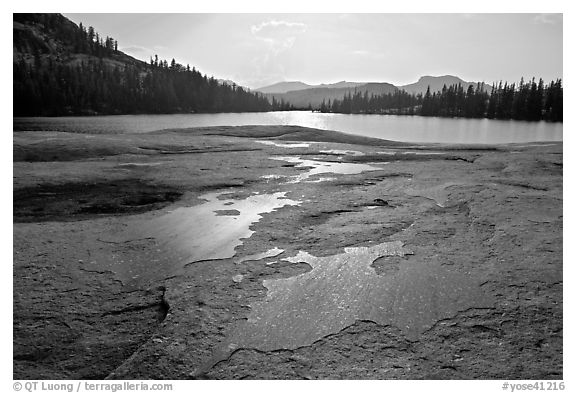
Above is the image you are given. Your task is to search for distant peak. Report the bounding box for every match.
[419,75,461,81]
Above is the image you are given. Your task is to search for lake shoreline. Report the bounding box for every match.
[13,111,563,144]
[13,125,562,379]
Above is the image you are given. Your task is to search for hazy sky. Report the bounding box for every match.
[64,13,563,89]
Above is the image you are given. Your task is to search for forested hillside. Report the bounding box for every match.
[13,13,278,116]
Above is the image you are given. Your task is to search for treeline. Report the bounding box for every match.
[14,13,280,116]
[320,89,420,115]
[14,58,279,115]
[321,78,562,122]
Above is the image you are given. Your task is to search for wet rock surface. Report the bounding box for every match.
[13,126,562,379]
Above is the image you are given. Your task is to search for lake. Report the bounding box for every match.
[13,111,563,144]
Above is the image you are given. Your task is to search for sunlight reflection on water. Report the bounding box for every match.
[14,111,562,144]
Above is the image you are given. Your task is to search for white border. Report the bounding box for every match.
[4,1,571,391]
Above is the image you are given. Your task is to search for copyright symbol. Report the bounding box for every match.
[13,382,22,391]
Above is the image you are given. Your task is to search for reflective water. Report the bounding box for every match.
[235,247,285,265]
[112,192,300,281]
[221,241,492,352]
[319,149,365,156]
[270,156,382,183]
[14,111,562,144]
[256,141,312,148]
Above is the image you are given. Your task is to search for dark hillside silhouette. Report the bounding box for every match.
[13,13,282,116]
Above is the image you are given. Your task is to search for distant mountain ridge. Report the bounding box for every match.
[399,75,489,95]
[255,81,313,94]
[255,80,365,94]
[317,81,366,90]
[256,75,490,109]
[264,82,398,109]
